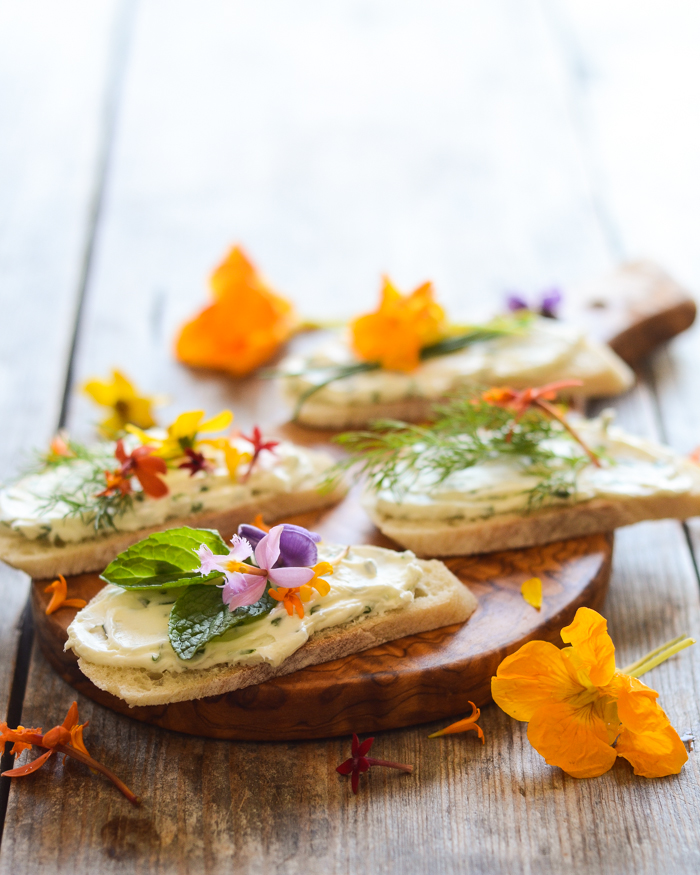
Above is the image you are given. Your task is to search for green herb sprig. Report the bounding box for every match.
[330,393,588,510]
[27,440,132,536]
[271,313,532,419]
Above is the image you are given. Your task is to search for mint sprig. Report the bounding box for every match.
[168,583,276,660]
[101,526,229,590]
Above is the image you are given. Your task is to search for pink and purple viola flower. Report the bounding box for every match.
[195,523,322,611]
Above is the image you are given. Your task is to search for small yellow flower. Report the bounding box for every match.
[128,409,233,461]
[83,370,158,438]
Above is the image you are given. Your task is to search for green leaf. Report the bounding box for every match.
[168,584,276,660]
[100,526,230,589]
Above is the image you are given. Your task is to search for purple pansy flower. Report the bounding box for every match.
[194,524,320,612]
[238,523,321,568]
[506,287,562,319]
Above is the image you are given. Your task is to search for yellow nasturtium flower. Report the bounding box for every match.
[492,607,688,779]
[83,370,158,438]
[350,277,446,372]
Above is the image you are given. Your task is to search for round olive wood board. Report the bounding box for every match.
[31,529,612,741]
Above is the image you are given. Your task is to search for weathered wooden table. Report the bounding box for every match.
[2,1,700,872]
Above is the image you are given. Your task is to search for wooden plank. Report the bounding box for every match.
[3,2,700,874]
[545,0,700,571]
[0,0,122,778]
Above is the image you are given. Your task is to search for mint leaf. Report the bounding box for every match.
[101,526,230,589]
[168,584,276,660]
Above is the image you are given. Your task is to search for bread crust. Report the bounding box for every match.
[367,489,700,557]
[74,558,477,707]
[0,484,346,579]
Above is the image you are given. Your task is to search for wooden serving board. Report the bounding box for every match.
[31,529,612,740]
[27,258,688,740]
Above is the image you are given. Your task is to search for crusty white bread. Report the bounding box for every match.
[75,558,477,707]
[292,396,449,429]
[0,484,346,580]
[285,330,634,429]
[367,485,700,558]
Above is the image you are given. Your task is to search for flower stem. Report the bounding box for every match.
[55,743,140,806]
[621,635,696,679]
[365,757,414,774]
[534,398,601,467]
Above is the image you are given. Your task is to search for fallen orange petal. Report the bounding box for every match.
[252,514,271,532]
[428,702,485,742]
[521,577,542,610]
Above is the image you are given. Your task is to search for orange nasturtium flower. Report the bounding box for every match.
[83,369,159,438]
[175,246,298,376]
[44,574,87,615]
[491,607,690,779]
[350,277,446,372]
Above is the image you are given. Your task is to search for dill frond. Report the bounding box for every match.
[331,393,588,509]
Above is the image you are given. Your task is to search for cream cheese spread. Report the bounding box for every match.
[281,318,634,409]
[65,544,423,673]
[366,417,700,525]
[0,439,334,544]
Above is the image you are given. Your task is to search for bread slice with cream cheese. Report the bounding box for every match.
[363,419,700,556]
[67,550,476,707]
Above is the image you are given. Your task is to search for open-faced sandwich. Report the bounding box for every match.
[0,410,346,578]
[65,522,477,706]
[278,278,634,428]
[336,383,700,556]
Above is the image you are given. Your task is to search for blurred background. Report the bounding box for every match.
[2,0,700,446]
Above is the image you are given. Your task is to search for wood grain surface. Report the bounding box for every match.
[2,2,700,874]
[0,0,122,795]
[30,534,612,739]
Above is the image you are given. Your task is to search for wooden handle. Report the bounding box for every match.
[564,260,696,366]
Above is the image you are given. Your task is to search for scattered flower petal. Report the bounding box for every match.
[428,701,485,742]
[44,575,87,615]
[1,702,139,805]
[521,577,542,611]
[336,733,413,795]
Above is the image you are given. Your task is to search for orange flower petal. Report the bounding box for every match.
[491,640,579,722]
[44,575,68,615]
[252,514,271,533]
[560,607,616,688]
[2,749,54,777]
[527,701,618,779]
[521,577,542,610]
[428,703,485,741]
[613,674,688,777]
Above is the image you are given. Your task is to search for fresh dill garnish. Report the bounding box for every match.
[330,392,588,510]
[25,440,134,535]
